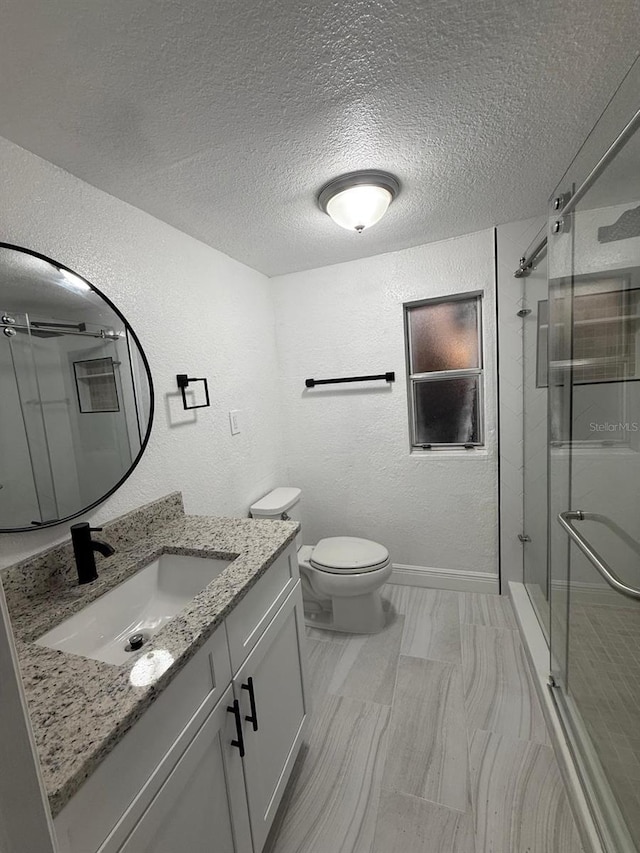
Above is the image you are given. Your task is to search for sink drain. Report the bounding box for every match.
[125,632,148,652]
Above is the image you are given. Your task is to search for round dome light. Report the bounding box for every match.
[318,171,400,233]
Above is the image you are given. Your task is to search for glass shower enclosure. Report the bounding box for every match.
[547,109,640,852]
[521,247,551,638]
[520,84,640,851]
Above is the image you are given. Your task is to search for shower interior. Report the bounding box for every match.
[518,64,640,853]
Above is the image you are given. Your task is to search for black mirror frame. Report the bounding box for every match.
[0,242,155,534]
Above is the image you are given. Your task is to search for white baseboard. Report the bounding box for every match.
[508,582,605,853]
[390,564,500,594]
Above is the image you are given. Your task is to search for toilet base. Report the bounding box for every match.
[333,591,386,633]
[298,547,391,635]
[303,590,387,634]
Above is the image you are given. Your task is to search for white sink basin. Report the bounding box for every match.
[36,553,232,666]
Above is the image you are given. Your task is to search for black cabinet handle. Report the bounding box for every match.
[242,677,259,731]
[227,699,245,757]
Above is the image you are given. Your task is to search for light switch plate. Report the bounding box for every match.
[229,410,241,435]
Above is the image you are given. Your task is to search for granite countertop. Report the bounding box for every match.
[2,495,298,818]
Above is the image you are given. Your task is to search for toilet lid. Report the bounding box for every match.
[310,537,390,574]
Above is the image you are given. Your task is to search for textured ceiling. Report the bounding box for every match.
[0,0,639,276]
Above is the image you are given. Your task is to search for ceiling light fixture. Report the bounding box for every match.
[318,170,400,233]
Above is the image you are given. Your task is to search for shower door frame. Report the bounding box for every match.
[520,246,552,642]
[546,105,640,853]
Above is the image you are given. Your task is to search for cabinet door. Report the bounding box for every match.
[60,625,232,853]
[117,685,252,853]
[234,583,309,853]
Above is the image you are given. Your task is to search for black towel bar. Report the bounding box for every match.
[305,372,395,388]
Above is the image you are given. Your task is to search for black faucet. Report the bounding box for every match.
[70,522,115,585]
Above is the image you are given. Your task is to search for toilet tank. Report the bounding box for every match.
[250,488,302,549]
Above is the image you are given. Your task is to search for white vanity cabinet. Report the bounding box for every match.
[117,684,252,853]
[54,543,308,853]
[232,587,307,853]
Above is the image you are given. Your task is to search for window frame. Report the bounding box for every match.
[404,291,485,451]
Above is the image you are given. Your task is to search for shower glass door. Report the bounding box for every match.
[548,113,640,852]
[522,251,550,637]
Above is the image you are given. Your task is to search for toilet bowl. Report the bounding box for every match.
[249,488,391,634]
[298,537,392,633]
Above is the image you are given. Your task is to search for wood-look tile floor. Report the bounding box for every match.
[264,586,585,853]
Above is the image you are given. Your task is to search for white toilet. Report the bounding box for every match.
[250,487,392,634]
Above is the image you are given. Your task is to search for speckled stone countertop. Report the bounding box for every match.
[1,493,298,818]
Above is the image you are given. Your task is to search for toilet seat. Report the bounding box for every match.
[309,536,390,575]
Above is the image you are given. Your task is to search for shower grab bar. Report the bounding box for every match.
[558,510,640,600]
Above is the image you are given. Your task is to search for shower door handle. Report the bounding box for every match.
[558,510,640,600]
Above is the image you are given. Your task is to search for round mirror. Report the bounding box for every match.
[0,243,154,532]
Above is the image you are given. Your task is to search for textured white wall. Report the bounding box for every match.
[0,137,507,580]
[271,231,499,576]
[0,136,283,568]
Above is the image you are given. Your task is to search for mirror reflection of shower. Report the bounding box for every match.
[0,247,152,530]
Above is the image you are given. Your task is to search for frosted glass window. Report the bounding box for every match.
[405,293,483,449]
[414,377,481,444]
[409,298,480,373]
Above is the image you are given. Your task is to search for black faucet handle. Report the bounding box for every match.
[70,523,103,533]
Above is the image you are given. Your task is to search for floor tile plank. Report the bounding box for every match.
[305,638,348,704]
[372,790,476,853]
[328,616,404,706]
[459,593,518,628]
[305,625,353,643]
[268,587,583,853]
[382,656,469,812]
[469,729,584,853]
[263,694,390,853]
[384,585,462,663]
[462,623,549,744]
